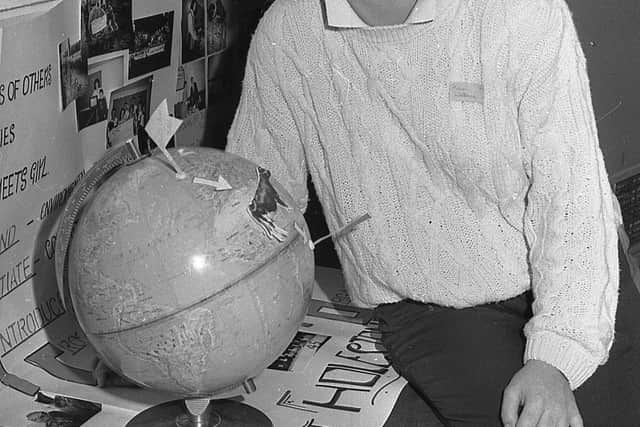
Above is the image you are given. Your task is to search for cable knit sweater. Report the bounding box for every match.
[226,0,622,389]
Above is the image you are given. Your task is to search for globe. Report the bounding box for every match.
[63,146,314,403]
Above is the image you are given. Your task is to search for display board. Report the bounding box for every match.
[0,0,181,422]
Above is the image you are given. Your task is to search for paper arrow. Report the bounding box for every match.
[192,176,232,191]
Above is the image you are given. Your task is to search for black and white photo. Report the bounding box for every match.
[82,0,133,58]
[75,71,109,130]
[128,12,174,80]
[106,76,152,151]
[175,59,205,120]
[181,0,205,64]
[58,38,88,110]
[206,0,228,55]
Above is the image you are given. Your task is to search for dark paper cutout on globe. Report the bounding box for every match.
[64,147,314,398]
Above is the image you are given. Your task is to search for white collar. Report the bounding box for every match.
[324,0,436,28]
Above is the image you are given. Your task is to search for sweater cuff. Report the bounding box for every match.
[524,331,600,390]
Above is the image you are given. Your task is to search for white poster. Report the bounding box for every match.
[0,0,91,395]
[0,0,182,424]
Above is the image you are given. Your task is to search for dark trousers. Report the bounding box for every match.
[376,244,640,426]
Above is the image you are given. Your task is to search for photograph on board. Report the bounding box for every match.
[26,394,101,427]
[128,11,175,80]
[173,59,206,146]
[267,332,331,372]
[75,71,109,130]
[58,38,88,111]
[206,0,228,55]
[82,0,133,58]
[106,76,152,152]
[182,0,205,64]
[175,59,205,120]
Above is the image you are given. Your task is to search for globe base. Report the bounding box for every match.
[125,398,272,427]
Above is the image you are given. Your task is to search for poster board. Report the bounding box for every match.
[0,0,181,423]
[0,0,94,398]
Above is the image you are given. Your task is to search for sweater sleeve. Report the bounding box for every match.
[226,25,309,212]
[515,1,622,389]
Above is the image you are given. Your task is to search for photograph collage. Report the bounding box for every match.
[175,0,237,146]
[58,0,279,152]
[57,0,177,157]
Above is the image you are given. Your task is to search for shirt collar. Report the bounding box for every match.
[324,0,436,28]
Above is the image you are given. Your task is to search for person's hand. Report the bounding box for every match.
[501,359,583,427]
[92,358,138,388]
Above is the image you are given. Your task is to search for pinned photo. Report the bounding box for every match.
[58,38,89,111]
[173,59,206,146]
[175,59,205,120]
[182,0,205,64]
[75,71,109,130]
[128,12,175,80]
[268,332,330,372]
[206,0,228,55]
[82,0,133,58]
[26,393,101,427]
[106,76,152,153]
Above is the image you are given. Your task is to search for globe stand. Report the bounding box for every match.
[126,381,272,427]
[175,398,222,427]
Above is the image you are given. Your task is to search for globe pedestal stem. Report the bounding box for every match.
[175,398,222,427]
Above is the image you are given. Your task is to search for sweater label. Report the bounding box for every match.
[449,82,484,103]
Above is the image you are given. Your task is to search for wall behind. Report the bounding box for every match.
[567,0,640,177]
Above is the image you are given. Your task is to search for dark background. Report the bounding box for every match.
[203,0,640,269]
[565,0,640,177]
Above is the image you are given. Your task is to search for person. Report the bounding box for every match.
[122,102,131,121]
[104,0,118,33]
[225,0,640,425]
[132,104,139,135]
[137,105,150,155]
[189,76,200,110]
[106,109,118,149]
[109,108,118,127]
[97,88,108,121]
[91,78,101,100]
[119,106,127,122]
[187,0,199,51]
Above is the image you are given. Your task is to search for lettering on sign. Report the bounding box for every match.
[0,255,34,299]
[0,155,49,202]
[0,64,53,107]
[302,325,392,413]
[0,294,65,357]
[39,170,85,221]
[0,224,18,257]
